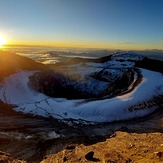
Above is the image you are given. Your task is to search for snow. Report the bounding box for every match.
[85,54,142,69]
[111,51,145,61]
[0,69,163,123]
[41,59,60,64]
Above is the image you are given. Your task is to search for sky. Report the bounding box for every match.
[0,0,163,50]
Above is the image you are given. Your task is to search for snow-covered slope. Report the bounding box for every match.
[0,68,163,123]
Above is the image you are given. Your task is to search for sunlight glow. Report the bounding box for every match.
[0,35,7,47]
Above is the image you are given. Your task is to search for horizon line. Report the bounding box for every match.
[2,44,163,51]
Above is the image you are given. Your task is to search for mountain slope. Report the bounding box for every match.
[0,51,46,81]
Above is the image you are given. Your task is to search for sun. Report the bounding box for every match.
[0,35,7,47]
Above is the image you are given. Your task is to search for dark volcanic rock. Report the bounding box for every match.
[29,68,135,99]
[29,70,87,99]
[135,57,163,73]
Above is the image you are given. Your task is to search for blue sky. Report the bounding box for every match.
[0,0,163,49]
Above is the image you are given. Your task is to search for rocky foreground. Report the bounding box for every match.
[0,130,163,163]
[0,101,162,162]
[41,132,163,163]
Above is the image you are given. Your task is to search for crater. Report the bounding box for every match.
[28,68,138,100]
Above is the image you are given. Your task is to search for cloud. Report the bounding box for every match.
[116,42,134,44]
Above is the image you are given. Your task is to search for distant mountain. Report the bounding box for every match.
[135,49,163,61]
